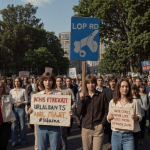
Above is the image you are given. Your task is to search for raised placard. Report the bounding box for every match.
[19,71,29,78]
[30,94,71,127]
[111,107,134,131]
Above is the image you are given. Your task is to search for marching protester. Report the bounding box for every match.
[31,78,44,150]
[131,84,144,150]
[9,77,28,147]
[6,78,13,89]
[77,74,108,150]
[103,76,117,150]
[56,75,76,150]
[76,79,82,128]
[0,78,11,94]
[22,77,29,89]
[0,82,16,150]
[71,78,78,96]
[135,77,141,88]
[107,78,142,150]
[65,77,77,136]
[26,83,33,128]
[138,84,149,145]
[96,76,106,92]
[28,72,74,150]
[32,78,37,92]
[142,78,147,87]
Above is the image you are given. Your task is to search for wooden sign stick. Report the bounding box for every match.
[82,60,85,92]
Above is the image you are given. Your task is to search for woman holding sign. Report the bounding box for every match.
[107,78,142,150]
[28,72,74,150]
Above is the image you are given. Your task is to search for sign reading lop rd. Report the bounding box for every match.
[71,17,100,61]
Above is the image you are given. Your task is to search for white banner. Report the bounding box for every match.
[30,94,71,127]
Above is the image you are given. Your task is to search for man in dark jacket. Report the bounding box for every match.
[103,76,117,150]
[96,76,106,92]
[66,77,76,136]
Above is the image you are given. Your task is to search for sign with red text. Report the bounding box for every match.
[19,71,29,78]
[30,94,71,127]
[45,67,53,73]
[141,61,150,72]
[111,107,134,131]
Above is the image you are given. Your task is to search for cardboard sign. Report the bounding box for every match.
[19,71,29,78]
[30,94,71,127]
[45,67,53,73]
[69,68,77,78]
[111,107,134,131]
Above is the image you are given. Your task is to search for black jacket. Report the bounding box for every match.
[103,87,114,103]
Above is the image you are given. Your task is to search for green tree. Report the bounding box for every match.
[43,31,70,75]
[0,3,45,75]
[73,0,150,74]
[22,47,57,75]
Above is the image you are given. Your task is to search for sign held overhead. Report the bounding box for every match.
[71,17,100,61]
[141,61,150,72]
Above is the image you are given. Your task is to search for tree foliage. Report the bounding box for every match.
[0,3,69,76]
[73,0,150,75]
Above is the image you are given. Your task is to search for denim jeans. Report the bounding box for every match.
[12,105,27,144]
[111,131,135,150]
[60,126,67,150]
[37,125,61,150]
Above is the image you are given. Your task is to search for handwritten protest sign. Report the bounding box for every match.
[111,107,134,131]
[45,67,53,73]
[19,71,29,78]
[69,68,76,78]
[30,94,71,127]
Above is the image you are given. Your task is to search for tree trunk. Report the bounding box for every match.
[129,57,134,72]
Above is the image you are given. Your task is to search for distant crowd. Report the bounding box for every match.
[0,73,150,150]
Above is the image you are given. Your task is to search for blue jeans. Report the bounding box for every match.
[12,105,27,144]
[111,131,135,150]
[37,125,61,150]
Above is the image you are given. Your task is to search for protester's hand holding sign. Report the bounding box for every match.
[80,91,85,100]
[131,114,139,121]
[108,113,114,121]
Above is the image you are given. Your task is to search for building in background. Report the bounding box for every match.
[58,32,70,59]
[58,32,82,75]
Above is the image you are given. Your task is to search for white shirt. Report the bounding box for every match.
[9,88,28,104]
[32,83,36,92]
[96,86,103,92]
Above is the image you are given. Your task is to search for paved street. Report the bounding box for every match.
[8,117,150,150]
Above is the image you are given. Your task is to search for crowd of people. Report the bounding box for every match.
[0,72,150,150]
